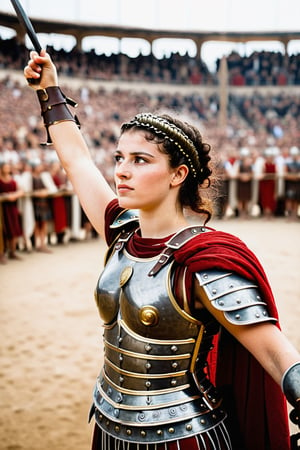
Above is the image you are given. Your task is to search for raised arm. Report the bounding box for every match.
[24,50,116,238]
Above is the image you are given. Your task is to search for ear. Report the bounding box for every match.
[170,164,189,187]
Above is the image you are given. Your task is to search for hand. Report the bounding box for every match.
[24,49,58,90]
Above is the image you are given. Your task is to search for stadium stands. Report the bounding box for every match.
[0,28,299,261]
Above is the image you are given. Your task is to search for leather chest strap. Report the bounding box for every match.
[148,225,208,277]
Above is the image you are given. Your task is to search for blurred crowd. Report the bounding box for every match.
[0,39,300,264]
[1,36,300,86]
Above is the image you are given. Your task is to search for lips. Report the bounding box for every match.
[117,184,133,193]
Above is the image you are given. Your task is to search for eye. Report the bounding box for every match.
[134,155,147,164]
[114,154,123,164]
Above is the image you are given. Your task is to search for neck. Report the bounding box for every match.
[138,208,188,239]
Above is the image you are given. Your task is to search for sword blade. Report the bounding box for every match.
[10,0,42,53]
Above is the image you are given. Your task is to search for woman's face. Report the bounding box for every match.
[114,130,178,212]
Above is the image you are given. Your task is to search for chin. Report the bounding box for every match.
[118,198,138,209]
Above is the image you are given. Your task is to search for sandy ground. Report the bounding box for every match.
[1,218,299,450]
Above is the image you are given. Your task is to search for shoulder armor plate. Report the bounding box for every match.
[110,209,139,229]
[195,269,277,325]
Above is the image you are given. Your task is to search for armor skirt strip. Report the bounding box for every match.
[91,423,232,450]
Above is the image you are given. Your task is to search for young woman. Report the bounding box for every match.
[24,51,300,450]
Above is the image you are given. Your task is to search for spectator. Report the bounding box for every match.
[284,146,300,220]
[0,161,23,261]
[31,160,53,253]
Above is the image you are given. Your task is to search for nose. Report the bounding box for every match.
[115,161,131,180]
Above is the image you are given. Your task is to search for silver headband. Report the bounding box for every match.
[122,113,201,179]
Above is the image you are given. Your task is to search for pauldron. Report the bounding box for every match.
[195,269,277,325]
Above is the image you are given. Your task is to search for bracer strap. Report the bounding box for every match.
[37,86,80,145]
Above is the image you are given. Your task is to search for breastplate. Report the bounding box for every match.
[93,239,226,443]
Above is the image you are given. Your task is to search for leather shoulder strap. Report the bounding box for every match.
[148,225,209,276]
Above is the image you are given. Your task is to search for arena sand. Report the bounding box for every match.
[1,218,299,450]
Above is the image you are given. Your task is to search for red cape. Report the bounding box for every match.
[173,228,290,450]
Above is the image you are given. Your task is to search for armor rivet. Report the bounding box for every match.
[255,313,260,318]
[145,362,152,369]
[235,314,241,320]
[203,274,208,279]
[171,345,178,353]
[157,430,163,436]
[99,414,103,421]
[212,398,217,403]
[172,362,178,369]
[236,299,241,304]
[145,344,152,352]
[229,284,234,289]
[119,355,123,361]
[201,227,206,232]
[114,409,120,417]
[200,419,206,424]
[171,379,177,386]
[186,424,193,431]
[168,427,175,434]
[256,296,261,300]
[117,394,123,403]
[212,414,217,419]
[114,425,120,433]
[140,430,147,437]
[212,289,217,294]
[118,337,123,343]
[107,387,112,396]
[219,301,224,306]
[263,311,267,316]
[145,381,151,388]
[126,429,132,436]
[106,420,110,426]
[192,228,198,234]
[119,376,124,384]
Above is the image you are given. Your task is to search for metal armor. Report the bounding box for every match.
[92,211,276,444]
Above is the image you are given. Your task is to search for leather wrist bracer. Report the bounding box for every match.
[36,86,80,145]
